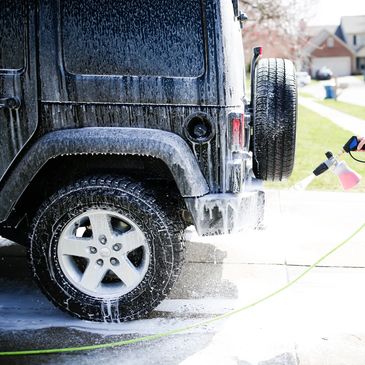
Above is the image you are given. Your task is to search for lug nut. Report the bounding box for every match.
[99,235,107,244]
[96,259,104,266]
[112,243,121,251]
[110,258,119,266]
[90,247,97,254]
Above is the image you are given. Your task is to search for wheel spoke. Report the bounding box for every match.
[58,208,150,297]
[79,262,107,291]
[59,237,91,258]
[112,257,141,287]
[89,213,112,239]
[118,229,146,254]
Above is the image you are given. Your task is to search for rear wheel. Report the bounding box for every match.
[29,176,185,322]
[252,58,297,181]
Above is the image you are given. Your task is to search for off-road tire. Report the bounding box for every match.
[28,176,185,322]
[252,58,297,181]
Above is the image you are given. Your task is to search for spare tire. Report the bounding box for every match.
[252,58,297,181]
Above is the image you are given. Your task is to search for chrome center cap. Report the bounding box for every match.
[100,247,111,258]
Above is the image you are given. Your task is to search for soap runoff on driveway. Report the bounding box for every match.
[1,190,365,365]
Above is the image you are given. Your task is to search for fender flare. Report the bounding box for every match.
[0,127,209,222]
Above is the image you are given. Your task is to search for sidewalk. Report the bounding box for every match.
[299,96,365,136]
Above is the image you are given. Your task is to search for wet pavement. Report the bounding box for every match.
[2,190,365,364]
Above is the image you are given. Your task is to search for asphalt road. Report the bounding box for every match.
[2,190,365,365]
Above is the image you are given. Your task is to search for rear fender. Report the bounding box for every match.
[0,127,209,222]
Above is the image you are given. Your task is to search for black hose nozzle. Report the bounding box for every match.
[313,163,329,176]
[313,151,335,176]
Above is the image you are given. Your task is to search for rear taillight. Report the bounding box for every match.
[230,113,245,151]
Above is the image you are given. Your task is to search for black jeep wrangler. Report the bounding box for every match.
[0,0,297,321]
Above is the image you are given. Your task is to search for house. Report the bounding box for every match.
[336,15,365,72]
[306,25,338,38]
[303,15,365,76]
[303,29,355,77]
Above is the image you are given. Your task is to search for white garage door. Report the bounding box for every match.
[312,57,351,77]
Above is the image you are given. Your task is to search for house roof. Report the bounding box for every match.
[341,15,365,35]
[306,25,337,38]
[303,29,356,56]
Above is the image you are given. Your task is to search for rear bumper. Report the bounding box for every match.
[184,189,265,236]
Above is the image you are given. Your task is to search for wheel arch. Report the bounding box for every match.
[0,128,208,240]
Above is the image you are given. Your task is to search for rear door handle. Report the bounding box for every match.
[0,97,21,110]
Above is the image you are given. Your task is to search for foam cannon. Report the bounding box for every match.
[313,136,364,190]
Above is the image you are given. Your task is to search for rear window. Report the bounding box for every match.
[62,0,205,77]
[0,0,25,70]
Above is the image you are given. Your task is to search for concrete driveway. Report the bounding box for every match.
[301,76,365,107]
[1,190,365,364]
[337,76,365,106]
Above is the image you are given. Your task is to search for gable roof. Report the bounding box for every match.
[341,15,365,35]
[303,29,356,56]
[306,25,337,38]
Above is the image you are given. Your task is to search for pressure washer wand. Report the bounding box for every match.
[313,136,365,177]
[312,137,362,190]
[294,136,363,191]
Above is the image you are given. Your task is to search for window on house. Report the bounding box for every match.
[327,37,334,48]
[61,0,205,77]
[359,35,365,46]
[0,0,25,70]
[353,35,357,46]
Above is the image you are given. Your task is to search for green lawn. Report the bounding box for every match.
[298,90,314,98]
[265,105,365,191]
[316,99,365,120]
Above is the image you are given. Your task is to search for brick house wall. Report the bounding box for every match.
[312,36,354,58]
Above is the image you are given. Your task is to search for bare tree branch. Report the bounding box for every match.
[240,0,315,65]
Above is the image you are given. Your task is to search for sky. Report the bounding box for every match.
[308,0,365,25]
